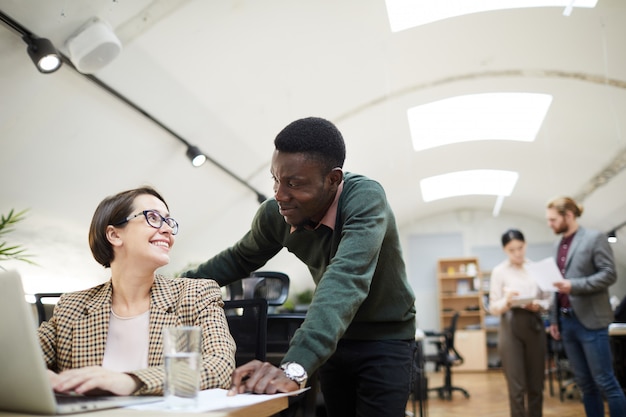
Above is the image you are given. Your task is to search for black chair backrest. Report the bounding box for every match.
[248,271,289,306]
[33,292,62,325]
[224,271,290,308]
[445,312,464,364]
[223,298,268,366]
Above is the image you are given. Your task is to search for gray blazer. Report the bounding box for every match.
[549,227,617,329]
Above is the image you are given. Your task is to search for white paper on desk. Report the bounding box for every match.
[126,388,309,413]
[526,257,564,292]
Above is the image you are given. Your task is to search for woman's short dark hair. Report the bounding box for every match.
[89,186,168,268]
[274,117,346,174]
[501,229,525,247]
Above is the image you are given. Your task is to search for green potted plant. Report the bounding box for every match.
[294,288,314,312]
[278,288,315,313]
[0,209,35,269]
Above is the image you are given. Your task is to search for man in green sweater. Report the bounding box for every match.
[183,117,416,417]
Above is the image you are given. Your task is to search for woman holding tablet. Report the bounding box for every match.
[489,229,549,417]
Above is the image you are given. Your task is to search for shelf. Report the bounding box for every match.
[439,274,479,280]
[441,293,480,299]
[437,257,486,371]
[441,311,481,317]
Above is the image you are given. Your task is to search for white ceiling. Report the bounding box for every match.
[1,0,626,291]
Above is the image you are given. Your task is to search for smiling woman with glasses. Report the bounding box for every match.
[37,186,235,397]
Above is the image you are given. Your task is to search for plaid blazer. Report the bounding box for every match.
[38,275,236,395]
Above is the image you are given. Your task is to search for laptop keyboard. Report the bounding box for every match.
[55,394,117,405]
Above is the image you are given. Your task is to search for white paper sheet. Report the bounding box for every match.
[126,388,308,413]
[525,257,564,292]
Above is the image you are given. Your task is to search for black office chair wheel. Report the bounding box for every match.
[437,389,445,400]
[457,388,470,399]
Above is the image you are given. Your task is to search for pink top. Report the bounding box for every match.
[102,309,150,372]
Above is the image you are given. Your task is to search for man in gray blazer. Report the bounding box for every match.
[546,196,626,417]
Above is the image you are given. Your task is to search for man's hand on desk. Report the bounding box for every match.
[228,360,299,396]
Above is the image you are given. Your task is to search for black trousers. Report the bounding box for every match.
[318,339,415,417]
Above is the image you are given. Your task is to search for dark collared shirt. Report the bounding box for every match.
[557,232,576,309]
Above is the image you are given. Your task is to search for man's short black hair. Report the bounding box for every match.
[274,117,346,173]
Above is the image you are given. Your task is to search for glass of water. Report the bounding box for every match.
[163,326,201,409]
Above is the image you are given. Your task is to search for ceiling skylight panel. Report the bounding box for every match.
[385,0,598,32]
[420,169,519,202]
[408,92,553,152]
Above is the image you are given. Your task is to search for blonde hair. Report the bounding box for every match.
[546,196,584,218]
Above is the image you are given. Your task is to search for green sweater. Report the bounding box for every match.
[183,172,416,374]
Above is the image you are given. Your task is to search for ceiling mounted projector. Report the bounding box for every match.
[65,18,121,74]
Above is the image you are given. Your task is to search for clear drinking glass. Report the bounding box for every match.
[163,326,201,409]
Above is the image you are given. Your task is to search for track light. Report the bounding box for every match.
[23,35,62,74]
[186,145,207,167]
[607,220,626,243]
[608,230,617,244]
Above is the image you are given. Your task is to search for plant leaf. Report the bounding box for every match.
[0,209,36,266]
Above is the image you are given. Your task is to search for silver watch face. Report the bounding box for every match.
[285,362,306,378]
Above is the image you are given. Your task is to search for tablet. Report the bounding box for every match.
[510,296,534,307]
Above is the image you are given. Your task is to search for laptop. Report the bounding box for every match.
[0,270,160,414]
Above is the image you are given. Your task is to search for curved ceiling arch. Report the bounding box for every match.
[335,69,626,123]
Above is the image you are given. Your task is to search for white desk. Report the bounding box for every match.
[609,323,626,336]
[0,396,287,417]
[609,323,626,393]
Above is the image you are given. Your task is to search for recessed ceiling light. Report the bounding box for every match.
[385,0,598,32]
[408,92,553,152]
[420,169,519,202]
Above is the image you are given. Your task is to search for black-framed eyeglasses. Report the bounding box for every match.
[113,210,179,235]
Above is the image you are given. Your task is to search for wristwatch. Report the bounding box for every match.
[280,362,308,389]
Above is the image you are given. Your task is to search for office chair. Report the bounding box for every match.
[548,337,579,402]
[223,298,268,367]
[407,338,428,417]
[33,292,62,325]
[223,271,290,313]
[424,311,470,400]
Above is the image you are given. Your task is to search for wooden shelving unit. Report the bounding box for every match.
[436,257,487,371]
[437,257,484,330]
